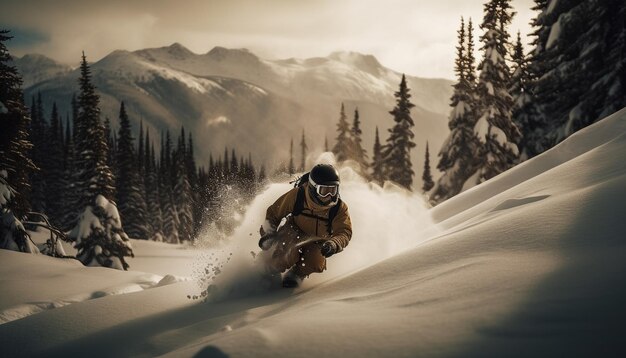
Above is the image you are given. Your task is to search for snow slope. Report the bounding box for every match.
[1,108,625,357]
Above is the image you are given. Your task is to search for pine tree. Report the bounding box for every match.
[174,145,193,242]
[0,29,36,218]
[30,92,47,213]
[44,102,65,225]
[532,0,626,140]
[145,132,162,240]
[288,139,295,175]
[115,101,149,239]
[511,0,549,158]
[473,0,520,183]
[349,108,369,175]
[69,52,132,269]
[509,31,534,159]
[382,74,416,190]
[160,130,179,243]
[422,141,434,193]
[324,136,329,153]
[300,129,308,172]
[332,103,352,162]
[60,115,78,229]
[73,52,115,209]
[432,18,481,204]
[371,127,385,186]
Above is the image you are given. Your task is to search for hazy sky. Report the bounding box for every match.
[1,0,536,79]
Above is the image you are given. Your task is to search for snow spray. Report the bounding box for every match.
[192,153,438,301]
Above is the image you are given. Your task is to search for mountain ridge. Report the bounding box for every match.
[17,46,453,184]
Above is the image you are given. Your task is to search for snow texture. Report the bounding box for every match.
[1,108,626,356]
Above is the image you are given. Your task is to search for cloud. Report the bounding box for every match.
[1,0,537,79]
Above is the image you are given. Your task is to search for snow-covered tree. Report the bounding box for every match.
[44,102,65,226]
[0,170,39,253]
[473,0,521,183]
[144,134,162,240]
[432,17,482,204]
[68,52,129,268]
[371,127,385,186]
[70,194,134,270]
[382,74,416,190]
[349,108,369,175]
[422,141,434,193]
[174,130,194,242]
[0,29,36,218]
[73,52,115,209]
[29,93,46,213]
[523,0,625,155]
[115,101,149,240]
[60,116,79,230]
[332,103,352,162]
[509,31,534,160]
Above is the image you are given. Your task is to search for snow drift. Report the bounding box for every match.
[1,108,625,357]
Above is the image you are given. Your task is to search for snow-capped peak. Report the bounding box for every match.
[327,51,384,75]
[205,46,260,64]
[135,42,195,61]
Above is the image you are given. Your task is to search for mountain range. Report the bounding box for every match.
[13,43,454,185]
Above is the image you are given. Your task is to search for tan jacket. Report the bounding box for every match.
[265,183,352,252]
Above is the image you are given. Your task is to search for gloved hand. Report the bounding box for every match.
[320,240,338,258]
[258,233,276,251]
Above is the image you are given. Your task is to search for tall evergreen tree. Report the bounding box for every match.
[174,144,193,242]
[115,101,149,239]
[432,18,481,203]
[0,29,36,218]
[288,139,295,175]
[103,116,115,170]
[332,103,352,162]
[144,131,162,239]
[60,116,78,229]
[382,74,416,190]
[349,107,369,174]
[44,102,65,225]
[69,52,132,269]
[371,127,385,186]
[473,0,520,183]
[324,136,329,153]
[29,92,46,213]
[422,141,434,193]
[73,52,115,209]
[528,0,626,146]
[160,130,178,243]
[509,31,533,159]
[300,129,308,172]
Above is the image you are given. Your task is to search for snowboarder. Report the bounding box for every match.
[258,164,352,288]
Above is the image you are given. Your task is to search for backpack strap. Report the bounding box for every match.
[292,185,341,236]
[293,186,306,217]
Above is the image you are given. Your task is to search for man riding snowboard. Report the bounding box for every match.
[258,164,352,288]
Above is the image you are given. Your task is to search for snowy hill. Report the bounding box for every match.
[11,54,72,88]
[21,44,453,182]
[1,106,624,356]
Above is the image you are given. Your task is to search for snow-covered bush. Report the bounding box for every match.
[69,194,134,270]
[0,170,40,253]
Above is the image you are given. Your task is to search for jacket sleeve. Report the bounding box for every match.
[329,202,352,252]
[264,187,298,231]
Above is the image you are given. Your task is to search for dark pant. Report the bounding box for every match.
[263,218,326,278]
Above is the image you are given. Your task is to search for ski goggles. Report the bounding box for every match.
[310,181,339,197]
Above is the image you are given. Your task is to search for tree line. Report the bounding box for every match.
[431,0,625,204]
[1,37,265,268]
